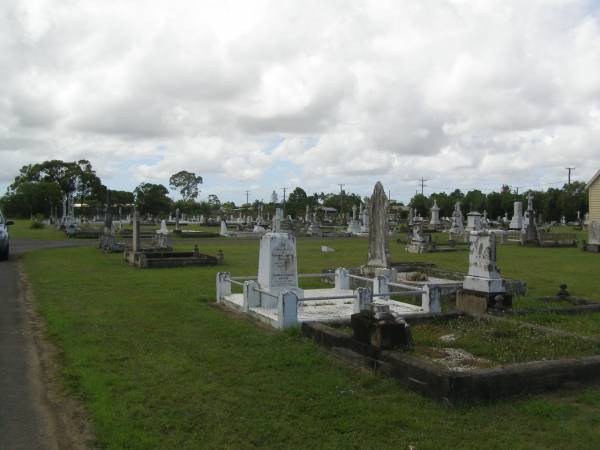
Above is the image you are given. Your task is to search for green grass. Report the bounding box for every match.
[9,219,68,240]
[22,236,600,449]
[512,312,600,338]
[411,316,600,365]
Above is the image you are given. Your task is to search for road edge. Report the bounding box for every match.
[18,257,98,450]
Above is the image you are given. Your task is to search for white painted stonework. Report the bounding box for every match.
[159,219,169,234]
[466,212,482,231]
[430,200,441,225]
[220,221,228,236]
[463,231,505,293]
[257,232,303,297]
[450,202,464,233]
[509,202,523,230]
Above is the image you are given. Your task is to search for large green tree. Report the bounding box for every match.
[0,181,62,218]
[169,171,203,201]
[10,159,104,201]
[134,183,172,216]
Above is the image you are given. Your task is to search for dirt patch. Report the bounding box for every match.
[19,260,97,450]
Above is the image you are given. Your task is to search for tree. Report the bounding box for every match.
[0,182,62,218]
[463,189,486,212]
[134,183,172,216]
[270,190,278,204]
[207,194,221,211]
[409,194,430,217]
[10,159,103,201]
[169,170,203,201]
[109,190,135,207]
[285,187,308,217]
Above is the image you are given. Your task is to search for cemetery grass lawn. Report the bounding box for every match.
[23,238,600,449]
[410,316,600,366]
[9,219,68,240]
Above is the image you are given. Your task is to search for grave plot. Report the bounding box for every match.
[217,229,441,329]
[124,215,222,268]
[302,312,600,403]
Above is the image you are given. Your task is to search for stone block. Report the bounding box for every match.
[456,289,512,314]
[351,308,413,350]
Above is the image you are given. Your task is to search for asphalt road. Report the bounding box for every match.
[0,239,94,450]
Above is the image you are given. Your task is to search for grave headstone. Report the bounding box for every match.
[220,221,228,236]
[430,200,441,226]
[457,230,511,313]
[449,202,464,234]
[367,182,389,268]
[132,213,141,252]
[257,232,303,300]
[521,192,538,245]
[509,202,523,230]
[466,211,482,231]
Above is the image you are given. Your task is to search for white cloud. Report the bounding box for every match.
[1,0,600,202]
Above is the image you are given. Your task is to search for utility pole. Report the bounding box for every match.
[338,184,345,222]
[566,167,575,185]
[418,178,430,196]
[281,187,289,216]
[245,190,250,206]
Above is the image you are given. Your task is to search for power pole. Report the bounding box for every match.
[338,184,345,221]
[566,167,575,185]
[245,190,250,206]
[418,178,430,195]
[281,187,289,215]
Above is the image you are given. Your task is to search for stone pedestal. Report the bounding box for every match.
[456,289,513,314]
[430,200,441,226]
[457,231,511,313]
[346,220,361,234]
[351,305,413,350]
[466,212,482,231]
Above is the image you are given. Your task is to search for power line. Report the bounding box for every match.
[418,178,430,195]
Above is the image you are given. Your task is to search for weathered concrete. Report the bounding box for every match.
[303,317,600,404]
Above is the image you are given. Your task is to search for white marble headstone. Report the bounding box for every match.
[463,231,505,293]
[257,232,303,298]
[509,202,523,229]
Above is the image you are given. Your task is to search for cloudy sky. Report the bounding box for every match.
[2,0,600,204]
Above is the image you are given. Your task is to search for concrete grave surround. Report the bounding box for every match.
[367,182,389,267]
[463,231,505,293]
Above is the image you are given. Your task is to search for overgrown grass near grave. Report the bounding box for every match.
[410,316,600,366]
[23,237,600,449]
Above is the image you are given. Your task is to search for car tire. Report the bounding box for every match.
[0,244,9,261]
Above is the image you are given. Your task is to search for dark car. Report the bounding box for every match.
[0,210,13,260]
